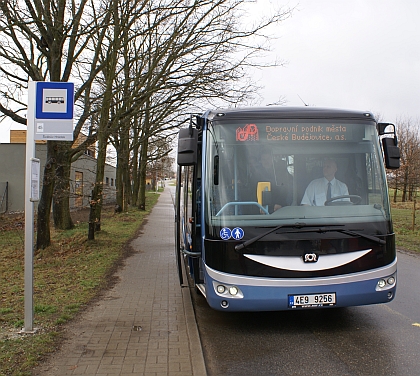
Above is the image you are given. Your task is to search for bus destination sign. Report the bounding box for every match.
[236,123,351,142]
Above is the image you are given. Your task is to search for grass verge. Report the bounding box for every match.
[391,202,420,253]
[0,192,160,376]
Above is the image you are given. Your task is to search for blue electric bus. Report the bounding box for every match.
[175,107,400,311]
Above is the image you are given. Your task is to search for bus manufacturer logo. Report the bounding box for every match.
[303,253,318,263]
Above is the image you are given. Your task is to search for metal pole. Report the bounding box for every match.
[23,81,36,333]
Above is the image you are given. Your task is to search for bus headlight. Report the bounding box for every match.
[213,282,244,298]
[377,279,386,288]
[376,273,396,291]
[387,276,395,285]
[229,286,239,296]
[217,285,226,294]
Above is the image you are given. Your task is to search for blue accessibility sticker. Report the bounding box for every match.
[231,227,244,240]
[220,227,231,240]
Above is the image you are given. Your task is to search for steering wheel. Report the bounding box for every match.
[325,195,362,206]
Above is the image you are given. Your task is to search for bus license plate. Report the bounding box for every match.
[289,293,336,308]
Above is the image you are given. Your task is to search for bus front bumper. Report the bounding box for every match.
[203,261,397,312]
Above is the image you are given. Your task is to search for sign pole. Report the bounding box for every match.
[22,81,74,332]
[23,81,37,333]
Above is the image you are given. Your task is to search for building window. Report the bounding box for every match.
[105,177,109,185]
[111,178,114,186]
[84,148,95,157]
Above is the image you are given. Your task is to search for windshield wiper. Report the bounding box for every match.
[234,222,307,251]
[334,228,386,245]
[293,227,386,245]
[234,223,386,252]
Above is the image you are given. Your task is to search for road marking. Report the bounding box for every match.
[382,305,420,329]
[381,304,408,319]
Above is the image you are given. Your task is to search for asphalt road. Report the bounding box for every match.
[192,250,420,376]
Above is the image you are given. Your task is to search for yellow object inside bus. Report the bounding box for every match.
[257,182,271,206]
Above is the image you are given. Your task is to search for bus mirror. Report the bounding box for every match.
[377,123,390,135]
[177,127,198,166]
[382,137,400,169]
[377,123,398,139]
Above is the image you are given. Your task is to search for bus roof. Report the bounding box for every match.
[206,107,376,122]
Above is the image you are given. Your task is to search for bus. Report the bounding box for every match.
[175,107,400,311]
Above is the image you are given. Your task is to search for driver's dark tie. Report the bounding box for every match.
[327,182,332,200]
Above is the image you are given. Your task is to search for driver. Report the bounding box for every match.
[301,159,349,206]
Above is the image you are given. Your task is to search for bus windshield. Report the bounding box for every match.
[205,118,391,228]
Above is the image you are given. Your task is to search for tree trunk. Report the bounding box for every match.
[393,174,398,203]
[402,168,409,202]
[131,147,139,207]
[115,152,124,211]
[88,182,103,240]
[115,126,130,211]
[131,119,142,207]
[137,138,148,210]
[53,142,74,230]
[88,125,109,239]
[123,155,130,210]
[36,142,58,249]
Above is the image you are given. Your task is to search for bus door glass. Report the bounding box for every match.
[182,165,194,250]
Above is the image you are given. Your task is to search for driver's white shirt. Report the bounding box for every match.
[301,177,349,206]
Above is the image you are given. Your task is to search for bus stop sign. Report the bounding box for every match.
[34,81,74,141]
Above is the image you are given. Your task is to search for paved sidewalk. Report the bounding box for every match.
[34,186,206,376]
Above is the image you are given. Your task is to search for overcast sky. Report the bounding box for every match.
[252,0,420,123]
[1,0,419,143]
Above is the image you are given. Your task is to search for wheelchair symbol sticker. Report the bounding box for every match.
[220,227,231,240]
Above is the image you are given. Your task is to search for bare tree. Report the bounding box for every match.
[0,0,121,248]
[87,0,293,234]
[0,0,293,245]
[108,0,293,213]
[391,118,420,202]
